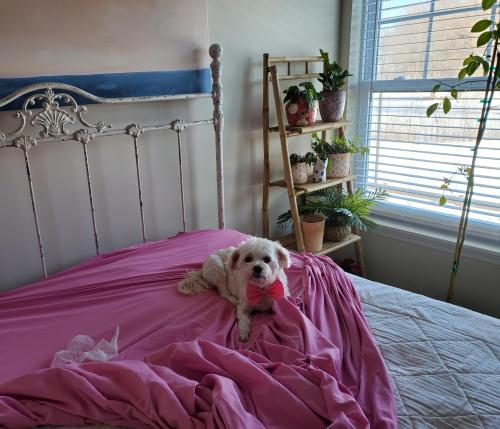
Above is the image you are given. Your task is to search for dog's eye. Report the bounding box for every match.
[244,255,253,263]
[263,256,271,263]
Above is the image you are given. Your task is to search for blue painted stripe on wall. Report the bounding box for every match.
[0,68,211,110]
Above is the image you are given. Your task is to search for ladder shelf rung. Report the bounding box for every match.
[269,120,351,136]
[278,233,362,255]
[269,175,356,196]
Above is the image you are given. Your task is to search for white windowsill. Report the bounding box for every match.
[369,210,500,266]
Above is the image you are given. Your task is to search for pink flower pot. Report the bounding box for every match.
[285,99,318,126]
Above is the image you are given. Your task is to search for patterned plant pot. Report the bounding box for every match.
[327,153,350,179]
[325,225,351,242]
[285,99,318,126]
[300,215,325,253]
[291,162,308,185]
[319,90,346,122]
[312,158,328,183]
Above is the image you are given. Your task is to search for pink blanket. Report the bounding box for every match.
[0,229,396,428]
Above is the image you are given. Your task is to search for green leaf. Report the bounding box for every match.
[458,68,468,80]
[477,31,492,47]
[443,97,451,114]
[466,61,479,76]
[439,196,447,206]
[471,19,492,32]
[432,84,441,92]
[450,88,458,99]
[426,103,439,118]
[482,0,496,10]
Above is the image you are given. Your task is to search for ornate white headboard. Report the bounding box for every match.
[0,44,224,280]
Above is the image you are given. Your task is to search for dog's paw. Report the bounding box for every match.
[226,295,239,306]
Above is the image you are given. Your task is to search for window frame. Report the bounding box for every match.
[356,0,500,241]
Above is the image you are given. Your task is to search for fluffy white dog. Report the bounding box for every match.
[178,237,291,341]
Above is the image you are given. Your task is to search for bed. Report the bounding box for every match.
[0,44,498,428]
[353,275,500,429]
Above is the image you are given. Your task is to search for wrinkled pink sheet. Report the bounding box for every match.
[0,229,396,428]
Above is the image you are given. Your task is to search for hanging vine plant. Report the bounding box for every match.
[426,0,499,301]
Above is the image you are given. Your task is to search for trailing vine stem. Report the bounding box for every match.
[446,38,499,302]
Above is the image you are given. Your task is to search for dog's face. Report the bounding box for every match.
[230,237,291,287]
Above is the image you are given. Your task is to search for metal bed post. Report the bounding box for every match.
[209,43,225,229]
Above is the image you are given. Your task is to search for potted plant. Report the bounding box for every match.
[277,187,387,243]
[317,49,352,122]
[283,82,322,126]
[325,135,369,179]
[290,152,316,185]
[311,133,330,183]
[277,211,326,253]
[299,214,325,252]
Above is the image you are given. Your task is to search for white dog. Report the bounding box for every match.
[178,237,291,341]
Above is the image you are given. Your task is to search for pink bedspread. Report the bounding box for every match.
[0,229,396,428]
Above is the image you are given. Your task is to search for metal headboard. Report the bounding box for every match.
[0,43,224,278]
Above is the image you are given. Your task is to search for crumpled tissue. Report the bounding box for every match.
[51,326,120,367]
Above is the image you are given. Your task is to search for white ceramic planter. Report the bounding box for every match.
[312,159,328,183]
[327,153,350,179]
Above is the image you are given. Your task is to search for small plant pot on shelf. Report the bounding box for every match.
[312,158,328,183]
[325,224,352,242]
[319,90,346,122]
[286,100,318,126]
[327,153,350,178]
[291,162,308,185]
[300,215,325,253]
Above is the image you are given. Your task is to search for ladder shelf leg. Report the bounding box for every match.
[262,53,270,238]
[346,178,366,277]
[269,65,305,252]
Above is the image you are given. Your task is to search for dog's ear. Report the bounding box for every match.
[230,251,240,270]
[274,242,291,269]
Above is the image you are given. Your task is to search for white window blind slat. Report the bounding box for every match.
[358,0,500,227]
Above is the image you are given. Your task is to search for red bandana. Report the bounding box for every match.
[247,278,285,306]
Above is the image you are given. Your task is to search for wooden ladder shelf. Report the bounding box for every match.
[261,53,366,276]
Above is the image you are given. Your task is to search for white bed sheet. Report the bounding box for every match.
[350,274,500,429]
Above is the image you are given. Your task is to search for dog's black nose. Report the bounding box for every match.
[253,265,263,274]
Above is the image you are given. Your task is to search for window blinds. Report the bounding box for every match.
[358,0,500,226]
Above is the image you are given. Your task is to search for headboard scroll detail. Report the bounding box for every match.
[0,43,225,281]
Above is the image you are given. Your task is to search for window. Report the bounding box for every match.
[358,0,500,229]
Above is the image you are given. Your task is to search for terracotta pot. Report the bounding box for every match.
[300,215,325,253]
[327,153,350,178]
[291,162,308,185]
[312,158,328,183]
[319,90,346,122]
[325,225,351,242]
[285,99,318,126]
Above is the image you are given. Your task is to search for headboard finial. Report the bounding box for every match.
[209,43,222,59]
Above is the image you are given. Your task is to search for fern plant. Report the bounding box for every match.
[277,187,388,230]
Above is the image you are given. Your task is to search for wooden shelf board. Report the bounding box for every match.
[268,73,321,82]
[269,56,323,64]
[278,233,361,255]
[269,120,351,136]
[270,175,356,196]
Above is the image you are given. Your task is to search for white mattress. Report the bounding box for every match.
[350,274,500,429]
